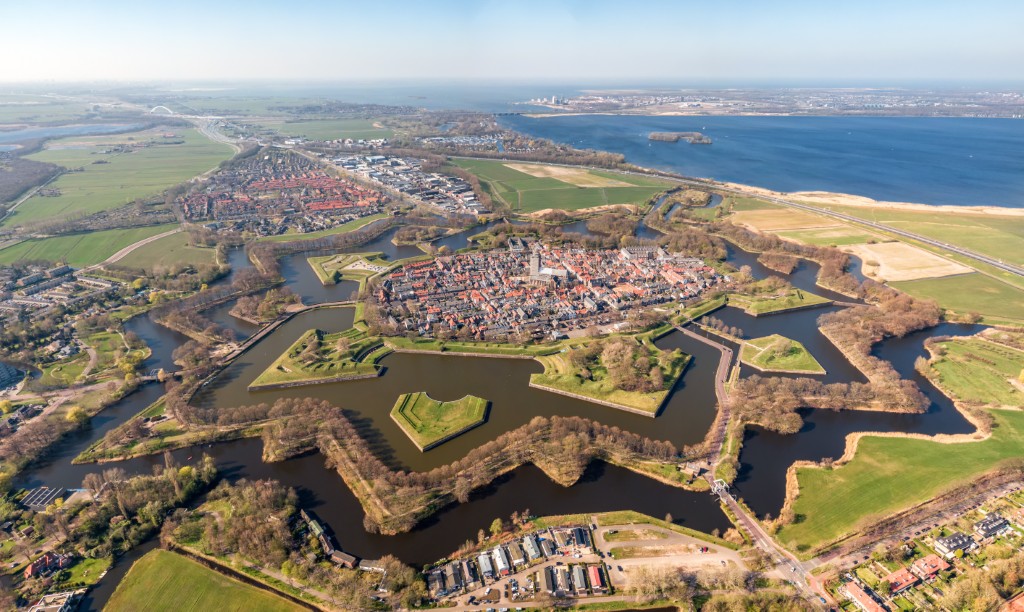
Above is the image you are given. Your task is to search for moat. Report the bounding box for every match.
[13,219,985,609]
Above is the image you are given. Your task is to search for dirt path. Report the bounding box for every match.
[84,227,182,271]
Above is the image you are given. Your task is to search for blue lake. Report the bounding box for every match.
[501,115,1024,207]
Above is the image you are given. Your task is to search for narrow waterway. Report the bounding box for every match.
[11,215,986,608]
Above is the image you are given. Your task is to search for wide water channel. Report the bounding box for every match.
[14,218,987,607]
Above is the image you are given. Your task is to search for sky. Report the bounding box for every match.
[3,0,1022,84]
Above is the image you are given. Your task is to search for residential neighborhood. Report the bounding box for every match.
[378,241,723,340]
[333,154,485,216]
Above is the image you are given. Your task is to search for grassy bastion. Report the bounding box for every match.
[390,392,490,451]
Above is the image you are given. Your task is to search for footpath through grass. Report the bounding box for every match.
[391,391,489,450]
[0,224,177,266]
[119,230,217,269]
[777,408,1024,556]
[740,334,825,374]
[453,158,670,213]
[249,327,383,389]
[105,549,304,612]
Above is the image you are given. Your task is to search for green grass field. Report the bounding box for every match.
[0,224,177,266]
[740,334,825,374]
[775,227,883,246]
[4,128,232,227]
[118,230,217,269]
[727,287,831,315]
[307,251,387,285]
[926,336,1024,407]
[249,327,382,389]
[530,340,689,414]
[391,391,489,450]
[776,407,1024,556]
[453,158,670,213]
[809,204,1024,267]
[257,118,392,141]
[891,273,1024,324]
[255,213,388,243]
[105,549,303,612]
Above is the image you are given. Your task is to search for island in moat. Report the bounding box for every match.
[390,392,490,451]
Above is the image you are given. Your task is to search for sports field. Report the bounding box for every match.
[390,391,489,450]
[776,407,1024,556]
[453,158,671,212]
[118,230,217,269]
[105,549,303,612]
[891,273,1024,324]
[0,224,177,266]
[257,118,392,141]
[4,128,233,227]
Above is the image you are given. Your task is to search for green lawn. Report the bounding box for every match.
[891,273,1024,324]
[307,251,387,286]
[453,158,670,212]
[105,549,303,612]
[926,336,1024,407]
[37,352,89,387]
[390,391,489,450]
[119,231,217,269]
[4,128,231,227]
[257,118,392,141]
[249,327,382,389]
[776,408,1024,556]
[0,224,177,266]
[255,213,388,242]
[727,287,831,315]
[740,334,825,374]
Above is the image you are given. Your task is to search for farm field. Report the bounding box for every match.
[740,334,825,374]
[256,118,392,141]
[891,273,1024,325]
[924,334,1024,407]
[105,549,303,612]
[255,213,388,242]
[730,207,839,232]
[775,226,883,246]
[0,94,95,124]
[776,407,1024,557]
[0,224,177,266]
[390,391,489,450]
[118,230,217,269]
[453,158,671,213]
[804,203,1024,267]
[4,127,232,227]
[842,241,973,282]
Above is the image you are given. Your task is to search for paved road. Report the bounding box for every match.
[673,324,734,462]
[82,227,182,271]
[450,155,1024,280]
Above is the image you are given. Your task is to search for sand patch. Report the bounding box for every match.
[731,208,840,232]
[842,242,973,281]
[789,191,1024,217]
[504,163,633,188]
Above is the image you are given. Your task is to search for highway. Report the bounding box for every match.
[451,155,1024,280]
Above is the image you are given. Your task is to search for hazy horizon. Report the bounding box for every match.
[3,0,1022,83]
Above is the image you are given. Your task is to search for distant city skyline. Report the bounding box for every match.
[3,0,1022,83]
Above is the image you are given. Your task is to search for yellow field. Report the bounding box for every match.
[842,242,973,282]
[730,208,839,232]
[503,163,633,188]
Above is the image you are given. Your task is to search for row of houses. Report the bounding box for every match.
[427,526,593,598]
[539,563,607,597]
